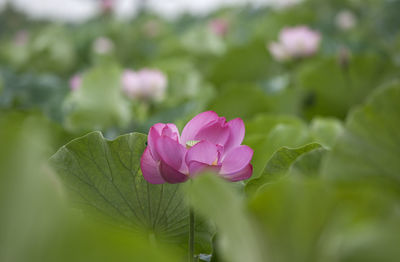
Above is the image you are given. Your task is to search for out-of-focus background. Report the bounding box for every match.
[0,0,300,21]
[1,0,400,261]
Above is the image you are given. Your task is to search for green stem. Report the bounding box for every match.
[148,232,157,249]
[189,208,195,262]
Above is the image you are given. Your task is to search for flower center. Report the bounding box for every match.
[186,140,200,149]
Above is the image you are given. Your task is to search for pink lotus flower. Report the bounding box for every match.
[209,18,229,37]
[122,69,167,101]
[268,26,321,62]
[141,111,253,184]
[69,74,82,91]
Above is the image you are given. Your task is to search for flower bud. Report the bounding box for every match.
[14,30,29,46]
[122,69,167,101]
[69,74,82,91]
[269,25,321,62]
[92,37,114,55]
[335,10,357,31]
[100,0,115,14]
[337,46,351,70]
[209,18,229,37]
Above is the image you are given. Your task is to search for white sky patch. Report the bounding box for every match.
[4,0,98,23]
[0,0,303,23]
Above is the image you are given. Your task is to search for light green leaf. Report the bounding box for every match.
[322,82,400,189]
[247,121,311,178]
[248,175,400,262]
[246,143,323,194]
[209,83,271,120]
[49,131,212,253]
[244,114,342,179]
[184,174,264,262]
[245,114,305,136]
[209,83,302,121]
[289,147,328,177]
[208,40,273,87]
[63,63,131,132]
[181,25,226,56]
[309,117,344,149]
[248,179,334,262]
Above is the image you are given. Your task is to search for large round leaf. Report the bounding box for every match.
[50,131,212,253]
[246,143,323,194]
[322,83,400,189]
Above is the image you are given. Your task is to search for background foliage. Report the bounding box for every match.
[1,0,400,261]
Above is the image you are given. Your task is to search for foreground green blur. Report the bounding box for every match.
[0,112,183,262]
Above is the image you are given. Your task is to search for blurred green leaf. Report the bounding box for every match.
[289,147,328,177]
[248,179,334,262]
[245,114,342,179]
[299,54,396,119]
[322,82,400,189]
[181,25,226,56]
[184,174,264,262]
[208,40,273,86]
[63,63,131,133]
[0,111,183,262]
[209,83,271,120]
[1,25,77,74]
[246,143,323,194]
[209,80,302,121]
[249,176,400,262]
[309,117,344,149]
[0,69,68,122]
[50,131,213,254]
[244,114,311,178]
[245,114,304,136]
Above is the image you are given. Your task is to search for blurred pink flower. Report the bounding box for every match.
[209,18,229,37]
[93,37,114,54]
[268,25,321,61]
[100,0,115,13]
[14,30,29,46]
[69,74,82,91]
[268,42,290,62]
[122,69,167,101]
[141,111,253,184]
